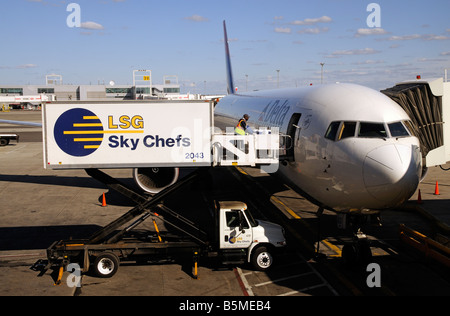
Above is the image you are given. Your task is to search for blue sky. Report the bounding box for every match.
[0,0,449,93]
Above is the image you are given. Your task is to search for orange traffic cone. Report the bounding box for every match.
[102,192,107,207]
[417,189,423,204]
[434,181,440,195]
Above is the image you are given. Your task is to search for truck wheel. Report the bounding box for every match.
[93,253,119,278]
[0,139,8,146]
[251,246,273,271]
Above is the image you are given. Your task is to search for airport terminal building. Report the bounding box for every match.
[0,83,181,102]
[0,72,185,103]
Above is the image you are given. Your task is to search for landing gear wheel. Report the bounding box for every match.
[251,247,273,271]
[342,244,357,265]
[93,253,119,278]
[342,239,372,266]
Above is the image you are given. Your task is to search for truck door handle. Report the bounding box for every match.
[224,235,228,242]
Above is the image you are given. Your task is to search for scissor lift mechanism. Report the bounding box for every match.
[45,169,211,279]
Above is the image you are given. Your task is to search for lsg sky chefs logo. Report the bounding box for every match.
[54,108,191,157]
[54,108,106,157]
[54,108,147,156]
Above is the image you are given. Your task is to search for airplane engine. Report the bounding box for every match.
[133,167,179,194]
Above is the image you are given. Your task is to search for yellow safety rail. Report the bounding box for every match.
[399,224,450,268]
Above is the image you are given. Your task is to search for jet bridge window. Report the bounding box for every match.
[358,122,387,138]
[388,121,410,137]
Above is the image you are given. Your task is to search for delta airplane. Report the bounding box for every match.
[216,21,422,212]
[0,21,423,262]
[214,21,422,261]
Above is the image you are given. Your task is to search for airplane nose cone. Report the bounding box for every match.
[363,144,421,207]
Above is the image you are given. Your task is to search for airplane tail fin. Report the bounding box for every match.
[223,20,235,95]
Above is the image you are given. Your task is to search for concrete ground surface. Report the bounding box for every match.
[1,110,450,297]
[0,141,246,296]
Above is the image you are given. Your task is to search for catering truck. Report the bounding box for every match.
[46,172,286,278]
[40,101,284,279]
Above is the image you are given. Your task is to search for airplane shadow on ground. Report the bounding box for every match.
[0,173,141,207]
[0,225,101,251]
[0,174,145,251]
[0,173,122,190]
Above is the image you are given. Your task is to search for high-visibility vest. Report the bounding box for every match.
[235,119,246,135]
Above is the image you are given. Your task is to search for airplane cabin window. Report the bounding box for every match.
[388,121,410,137]
[338,122,356,140]
[358,122,387,138]
[325,121,341,141]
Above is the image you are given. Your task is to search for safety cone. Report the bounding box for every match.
[434,181,440,195]
[417,189,423,204]
[101,192,107,207]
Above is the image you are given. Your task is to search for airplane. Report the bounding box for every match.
[216,21,422,213]
[0,21,423,262]
[213,21,423,262]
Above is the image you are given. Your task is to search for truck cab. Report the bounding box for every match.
[217,201,286,271]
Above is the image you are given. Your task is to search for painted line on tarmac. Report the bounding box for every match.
[234,267,254,296]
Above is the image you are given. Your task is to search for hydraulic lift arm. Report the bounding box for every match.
[87,170,201,244]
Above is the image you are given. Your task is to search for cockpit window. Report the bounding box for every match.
[326,121,357,141]
[326,120,413,141]
[325,121,341,141]
[388,122,410,137]
[338,122,357,140]
[358,122,387,138]
[402,120,416,136]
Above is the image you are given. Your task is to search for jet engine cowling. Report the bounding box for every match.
[133,167,179,194]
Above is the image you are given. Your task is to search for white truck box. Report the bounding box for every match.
[42,101,213,169]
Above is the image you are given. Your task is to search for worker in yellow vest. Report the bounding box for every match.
[235,114,250,135]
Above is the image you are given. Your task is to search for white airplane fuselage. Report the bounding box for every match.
[214,83,422,212]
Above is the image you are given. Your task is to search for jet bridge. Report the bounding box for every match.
[382,77,450,168]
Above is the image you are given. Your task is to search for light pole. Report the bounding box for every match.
[320,63,325,84]
[276,70,280,88]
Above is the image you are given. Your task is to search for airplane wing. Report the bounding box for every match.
[0,119,42,127]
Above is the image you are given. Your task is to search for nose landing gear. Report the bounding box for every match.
[342,230,373,265]
[337,211,381,265]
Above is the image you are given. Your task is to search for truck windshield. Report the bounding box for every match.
[244,209,258,227]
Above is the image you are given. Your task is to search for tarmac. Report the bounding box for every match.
[1,110,450,296]
[0,138,245,296]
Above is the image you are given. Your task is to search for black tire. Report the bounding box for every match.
[251,246,273,271]
[92,253,119,278]
[342,241,372,266]
[0,138,9,146]
[342,244,357,265]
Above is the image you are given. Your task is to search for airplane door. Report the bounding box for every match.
[285,113,302,161]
